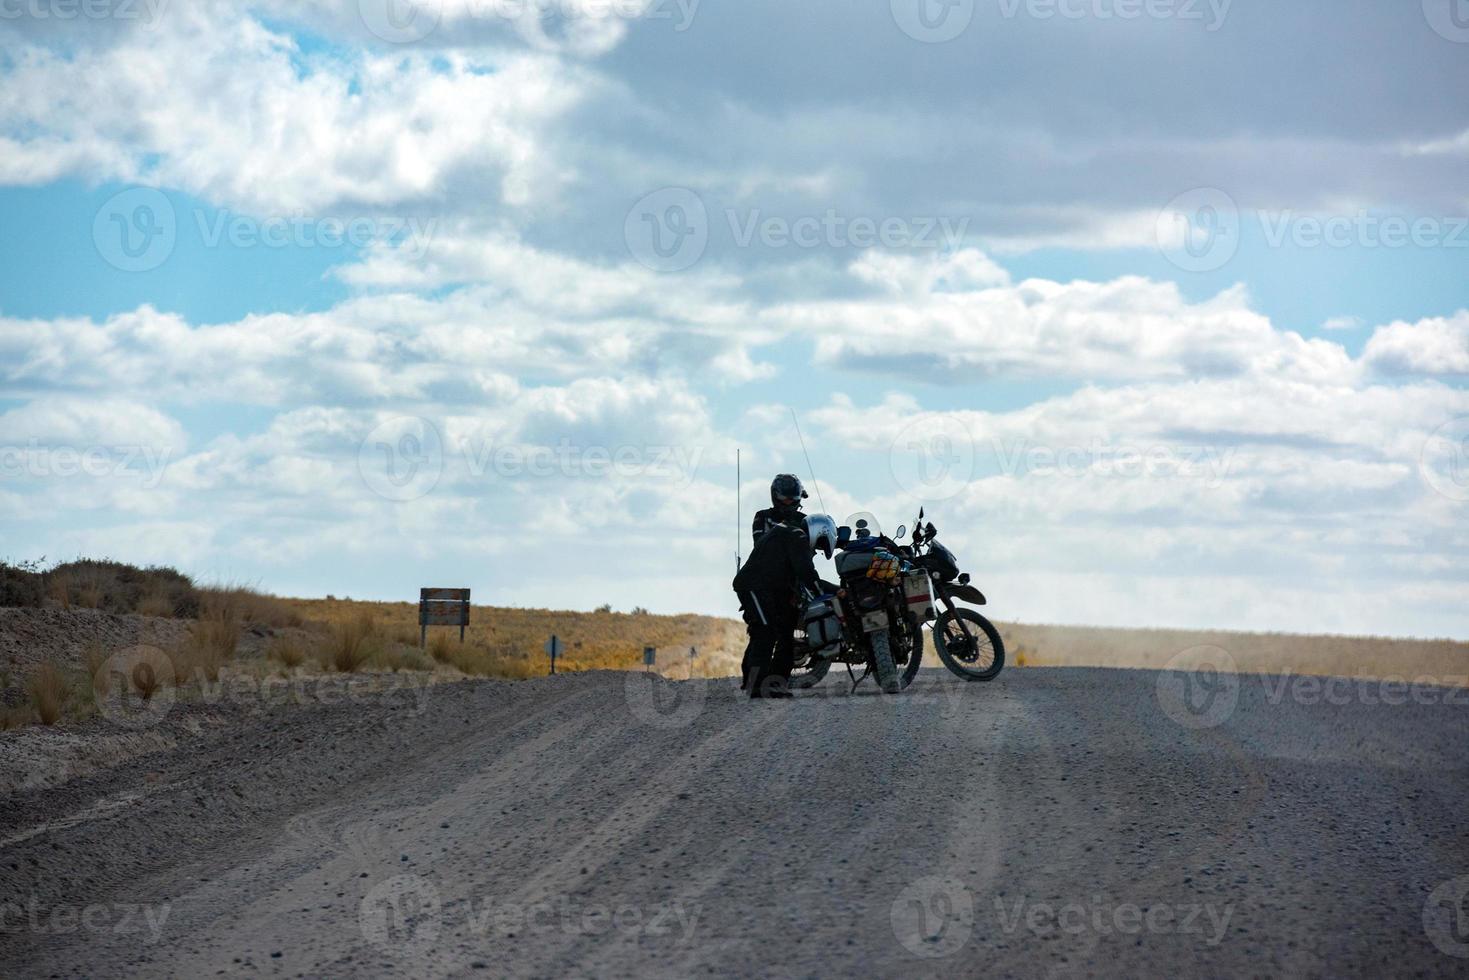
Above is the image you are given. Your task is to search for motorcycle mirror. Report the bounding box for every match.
[895,525,907,541]
[925,522,936,538]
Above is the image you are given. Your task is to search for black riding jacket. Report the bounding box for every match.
[751,504,805,545]
[733,522,821,600]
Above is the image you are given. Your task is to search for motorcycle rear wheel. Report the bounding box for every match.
[934,609,1005,682]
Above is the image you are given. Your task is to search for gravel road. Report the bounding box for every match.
[2,666,1467,978]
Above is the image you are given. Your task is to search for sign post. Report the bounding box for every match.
[689,646,697,679]
[546,635,562,675]
[643,646,656,672]
[419,588,470,648]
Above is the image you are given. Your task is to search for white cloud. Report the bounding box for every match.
[1362,311,1469,377]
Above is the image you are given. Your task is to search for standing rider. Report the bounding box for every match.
[733,512,838,699]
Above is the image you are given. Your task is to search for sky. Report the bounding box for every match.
[0,0,1466,638]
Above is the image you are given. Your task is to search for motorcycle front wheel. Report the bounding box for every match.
[933,609,1005,682]
[870,629,902,694]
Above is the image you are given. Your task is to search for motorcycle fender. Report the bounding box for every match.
[947,583,987,605]
[860,610,889,633]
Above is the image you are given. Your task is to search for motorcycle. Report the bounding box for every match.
[789,509,1004,691]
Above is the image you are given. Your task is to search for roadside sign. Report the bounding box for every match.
[546,635,562,675]
[643,646,656,670]
[419,588,470,648]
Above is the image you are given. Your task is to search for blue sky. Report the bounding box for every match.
[1,1,1466,637]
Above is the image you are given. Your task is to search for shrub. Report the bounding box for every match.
[0,559,46,608]
[267,635,309,669]
[199,585,302,629]
[137,587,177,618]
[26,664,66,725]
[325,614,376,673]
[47,559,201,617]
[427,631,456,664]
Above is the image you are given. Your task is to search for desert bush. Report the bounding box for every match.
[325,614,376,673]
[267,635,309,669]
[26,664,66,725]
[43,559,201,617]
[372,646,432,673]
[427,631,456,664]
[132,658,165,700]
[137,587,177,618]
[0,559,46,608]
[199,585,302,629]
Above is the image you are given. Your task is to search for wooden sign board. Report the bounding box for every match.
[419,588,471,647]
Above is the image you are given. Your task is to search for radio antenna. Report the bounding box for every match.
[790,408,827,513]
[735,448,742,572]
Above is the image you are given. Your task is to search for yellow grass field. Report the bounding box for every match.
[1001,621,1469,686]
[283,597,746,680]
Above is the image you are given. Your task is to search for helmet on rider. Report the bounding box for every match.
[805,514,838,560]
[770,473,808,509]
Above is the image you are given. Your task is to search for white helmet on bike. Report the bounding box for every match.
[806,514,838,560]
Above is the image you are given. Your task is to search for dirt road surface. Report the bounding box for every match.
[3,667,1467,977]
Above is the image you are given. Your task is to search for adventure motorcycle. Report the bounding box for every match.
[789,509,1004,690]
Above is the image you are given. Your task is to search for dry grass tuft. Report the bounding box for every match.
[324,613,376,673]
[137,587,176,618]
[200,585,302,629]
[1,705,34,730]
[26,664,67,725]
[427,631,456,664]
[267,635,309,669]
[83,640,111,693]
